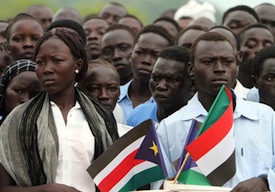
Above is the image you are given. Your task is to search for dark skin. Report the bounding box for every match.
[83,18,108,59]
[35,38,83,124]
[129,32,170,108]
[0,37,83,191]
[222,10,257,35]
[188,40,269,191]
[231,177,268,192]
[239,27,274,88]
[149,57,190,121]
[4,71,42,115]
[8,19,43,61]
[255,58,275,110]
[255,4,275,38]
[128,78,152,108]
[99,4,127,26]
[0,164,80,192]
[101,29,134,85]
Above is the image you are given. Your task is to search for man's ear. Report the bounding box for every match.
[251,75,258,88]
[128,52,132,60]
[187,61,194,77]
[187,61,196,86]
[237,51,243,63]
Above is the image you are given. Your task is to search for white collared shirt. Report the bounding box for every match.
[234,80,249,99]
[157,92,275,188]
[51,101,95,192]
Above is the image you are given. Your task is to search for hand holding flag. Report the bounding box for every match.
[175,85,236,186]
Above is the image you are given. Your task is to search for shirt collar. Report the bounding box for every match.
[181,91,260,121]
[50,100,81,110]
[118,79,132,102]
[181,92,208,121]
[233,93,260,120]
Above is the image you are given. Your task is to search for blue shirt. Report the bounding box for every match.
[246,87,259,102]
[157,92,275,189]
[118,80,155,121]
[127,102,158,126]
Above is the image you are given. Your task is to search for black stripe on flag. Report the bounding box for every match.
[207,150,236,186]
[87,119,152,179]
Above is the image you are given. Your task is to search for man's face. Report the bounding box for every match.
[83,19,108,59]
[99,4,127,26]
[256,58,275,110]
[190,40,238,97]
[149,57,187,109]
[240,27,274,75]
[223,10,258,34]
[101,29,134,80]
[130,33,169,83]
[255,4,275,38]
[177,29,205,51]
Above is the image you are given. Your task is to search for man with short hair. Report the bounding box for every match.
[238,23,274,88]
[100,24,135,85]
[250,45,275,110]
[118,25,175,122]
[127,46,193,126]
[222,5,259,35]
[254,3,275,38]
[98,2,127,26]
[25,4,54,29]
[157,32,275,191]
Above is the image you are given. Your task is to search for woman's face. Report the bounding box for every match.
[81,66,120,111]
[8,19,43,61]
[35,37,81,97]
[4,71,42,114]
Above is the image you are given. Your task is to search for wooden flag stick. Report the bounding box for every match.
[173,152,190,183]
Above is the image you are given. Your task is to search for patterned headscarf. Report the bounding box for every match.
[0,59,36,108]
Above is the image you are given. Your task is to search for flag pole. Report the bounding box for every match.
[173,152,190,183]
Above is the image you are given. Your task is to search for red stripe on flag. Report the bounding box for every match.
[186,90,233,161]
[98,149,144,192]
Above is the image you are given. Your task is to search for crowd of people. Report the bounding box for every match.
[0,0,275,191]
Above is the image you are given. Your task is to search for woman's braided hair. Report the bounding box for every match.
[33,28,88,82]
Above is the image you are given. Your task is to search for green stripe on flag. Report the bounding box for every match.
[178,169,211,186]
[198,85,230,136]
[119,166,164,192]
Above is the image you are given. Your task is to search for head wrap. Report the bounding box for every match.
[174,0,216,22]
[0,59,36,107]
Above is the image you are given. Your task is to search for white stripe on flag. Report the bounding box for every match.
[191,166,203,174]
[110,161,156,192]
[196,128,235,175]
[93,136,145,184]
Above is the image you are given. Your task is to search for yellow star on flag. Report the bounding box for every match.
[150,141,158,156]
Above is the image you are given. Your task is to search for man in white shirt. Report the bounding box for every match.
[157,31,275,191]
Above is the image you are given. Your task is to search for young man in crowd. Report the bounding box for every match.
[127,46,193,126]
[156,32,275,191]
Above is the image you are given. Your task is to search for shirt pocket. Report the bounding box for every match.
[241,147,272,166]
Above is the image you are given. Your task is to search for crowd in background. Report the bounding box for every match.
[0,0,275,191]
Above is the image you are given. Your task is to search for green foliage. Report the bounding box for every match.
[0,0,187,24]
